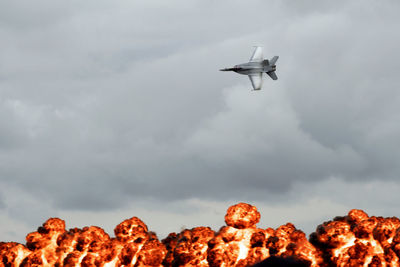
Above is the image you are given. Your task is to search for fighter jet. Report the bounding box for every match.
[220,46,278,90]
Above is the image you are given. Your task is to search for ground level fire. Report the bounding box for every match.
[2,203,400,266]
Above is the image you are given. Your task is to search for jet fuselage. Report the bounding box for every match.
[220,47,278,90]
[223,61,276,75]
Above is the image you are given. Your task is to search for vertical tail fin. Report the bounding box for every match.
[269,56,279,65]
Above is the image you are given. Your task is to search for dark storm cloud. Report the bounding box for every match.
[281,3,400,180]
[0,0,399,219]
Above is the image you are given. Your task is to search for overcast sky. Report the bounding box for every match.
[1,0,400,242]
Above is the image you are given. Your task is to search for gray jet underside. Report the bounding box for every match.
[220,47,278,90]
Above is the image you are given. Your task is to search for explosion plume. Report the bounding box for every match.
[1,203,400,266]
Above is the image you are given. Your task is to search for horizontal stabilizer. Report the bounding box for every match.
[267,71,278,80]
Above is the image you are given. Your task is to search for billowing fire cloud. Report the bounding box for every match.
[1,203,400,266]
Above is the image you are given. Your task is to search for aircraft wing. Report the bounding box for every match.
[248,73,263,90]
[249,46,263,62]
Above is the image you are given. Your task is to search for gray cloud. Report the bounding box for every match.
[1,0,400,242]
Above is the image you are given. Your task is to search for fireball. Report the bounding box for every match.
[2,203,400,266]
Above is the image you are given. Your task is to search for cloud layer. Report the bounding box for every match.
[1,0,400,242]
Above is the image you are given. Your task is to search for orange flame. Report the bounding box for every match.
[2,203,400,266]
[310,209,400,266]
